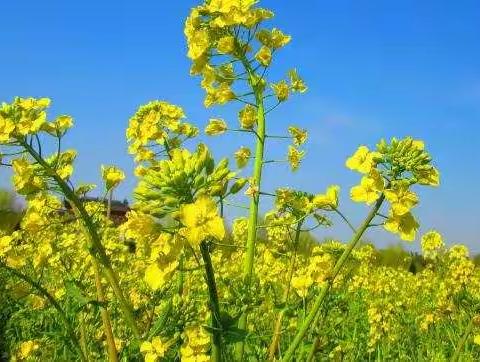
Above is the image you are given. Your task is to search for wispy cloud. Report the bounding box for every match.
[322,113,354,127]
[466,82,480,102]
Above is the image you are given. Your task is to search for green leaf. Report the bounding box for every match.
[219,311,239,329]
[64,280,104,312]
[224,326,248,344]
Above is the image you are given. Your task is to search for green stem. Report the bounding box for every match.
[282,195,385,361]
[306,334,321,362]
[0,262,87,362]
[235,54,267,360]
[306,311,327,362]
[242,91,265,281]
[21,140,141,341]
[200,241,223,362]
[92,259,118,362]
[268,221,303,360]
[236,89,266,360]
[79,312,90,362]
[73,200,117,362]
[107,189,113,219]
[451,315,476,362]
[333,207,356,233]
[177,254,185,296]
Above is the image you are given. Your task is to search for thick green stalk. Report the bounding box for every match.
[21,140,141,340]
[200,241,223,362]
[282,195,385,362]
[236,87,266,360]
[1,262,88,362]
[243,92,266,280]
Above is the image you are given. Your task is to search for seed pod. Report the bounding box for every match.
[164,196,179,207]
[205,157,215,175]
[193,175,206,188]
[229,178,248,194]
[213,168,231,182]
[209,185,224,197]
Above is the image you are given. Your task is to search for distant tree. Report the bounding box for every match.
[0,189,22,232]
[296,231,318,256]
[377,244,412,269]
[473,253,480,266]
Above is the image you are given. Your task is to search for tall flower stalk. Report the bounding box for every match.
[21,140,141,341]
[283,137,440,360]
[184,3,308,358]
[0,98,141,343]
[282,195,385,361]
[235,67,267,360]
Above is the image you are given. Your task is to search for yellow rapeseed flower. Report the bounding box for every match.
[287,145,305,171]
[271,80,290,102]
[18,340,39,359]
[0,235,12,257]
[288,126,308,146]
[416,167,440,186]
[384,181,418,215]
[216,35,236,54]
[271,28,292,48]
[313,185,340,210]
[288,69,307,93]
[12,158,45,195]
[255,46,272,66]
[346,146,379,174]
[234,146,251,168]
[205,118,227,136]
[239,104,257,129]
[179,196,225,246]
[350,169,384,205]
[144,261,178,291]
[291,274,313,298]
[101,165,125,190]
[256,28,291,49]
[0,114,15,142]
[384,211,419,241]
[421,230,444,259]
[186,28,210,60]
[140,337,168,362]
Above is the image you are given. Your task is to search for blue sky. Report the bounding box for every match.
[0,0,479,251]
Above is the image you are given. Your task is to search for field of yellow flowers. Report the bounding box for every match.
[1,0,479,361]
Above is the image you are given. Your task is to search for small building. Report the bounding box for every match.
[63,197,131,225]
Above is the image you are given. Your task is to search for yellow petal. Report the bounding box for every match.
[144,263,164,291]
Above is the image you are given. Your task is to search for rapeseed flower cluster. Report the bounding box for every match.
[346,137,439,241]
[0,1,476,361]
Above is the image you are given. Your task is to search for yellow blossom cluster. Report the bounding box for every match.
[0,97,74,143]
[126,101,198,162]
[101,165,125,191]
[346,137,439,241]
